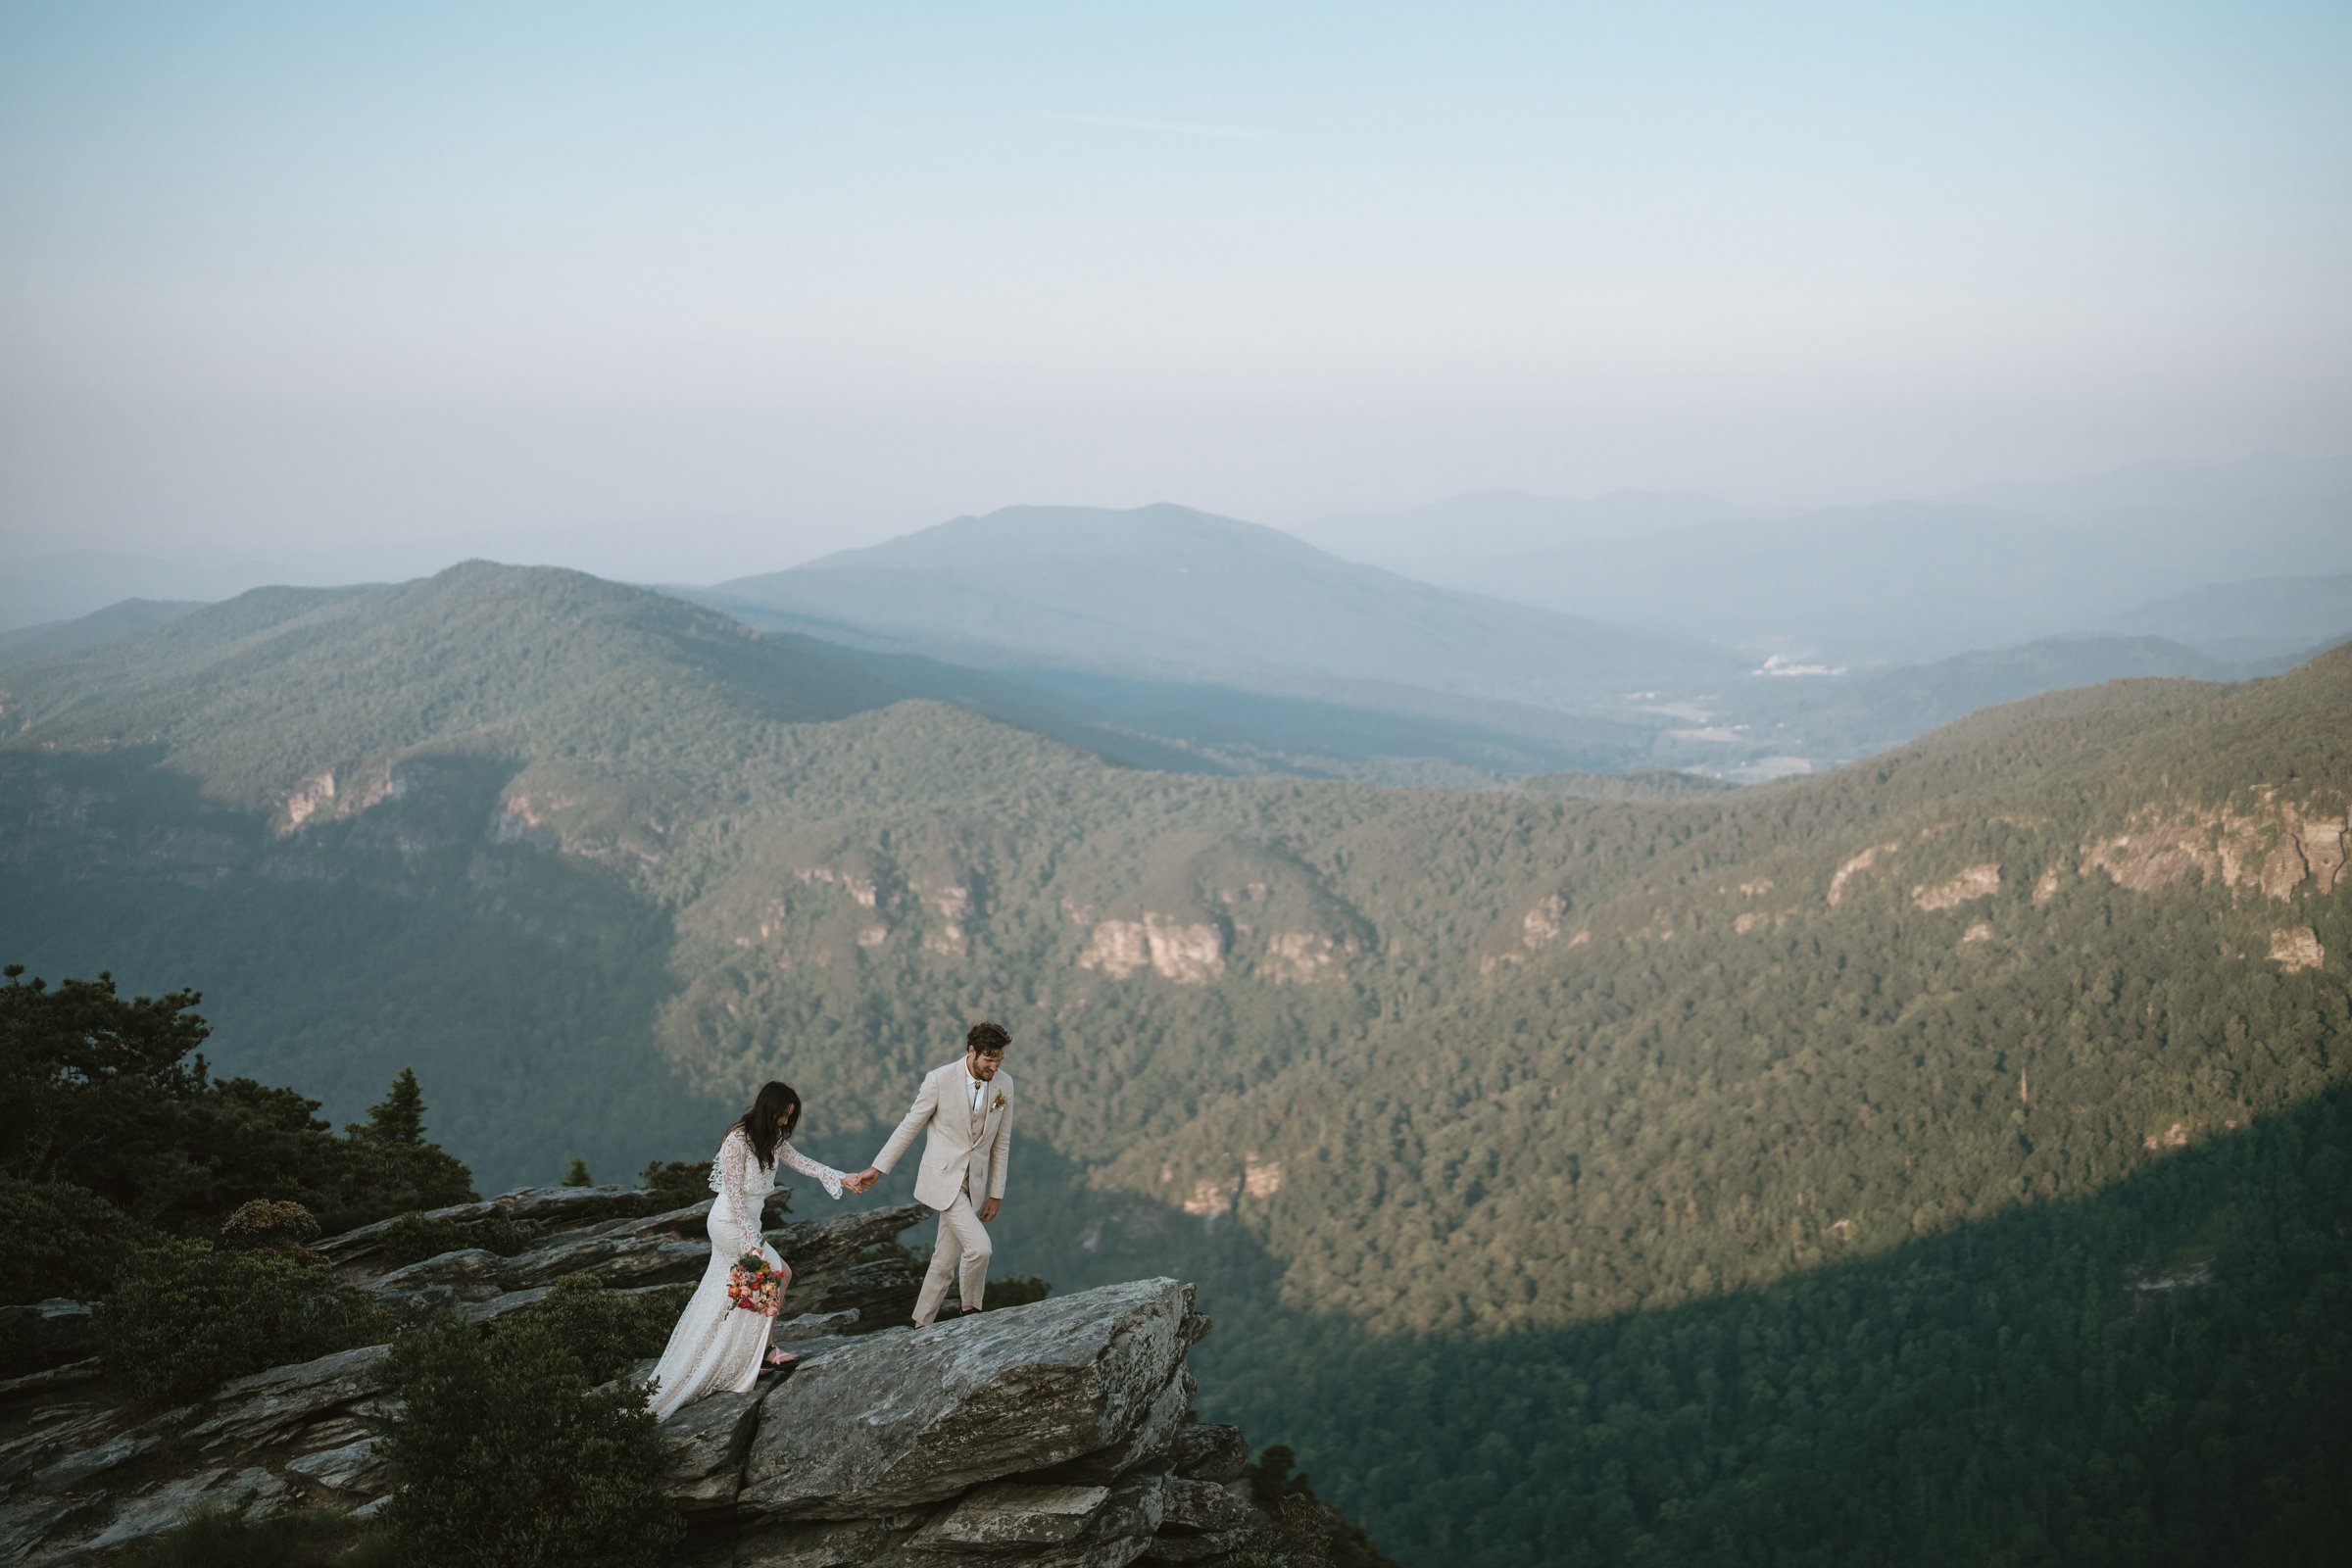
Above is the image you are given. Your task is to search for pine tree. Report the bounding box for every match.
[364,1068,426,1146]
[562,1156,593,1188]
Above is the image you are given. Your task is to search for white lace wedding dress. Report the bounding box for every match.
[646,1127,846,1422]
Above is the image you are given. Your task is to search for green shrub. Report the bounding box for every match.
[377,1312,681,1568]
[636,1158,711,1210]
[561,1157,593,1188]
[116,1505,393,1568]
[98,1241,392,1402]
[1,975,472,1237]
[503,1274,679,1384]
[0,1177,155,1305]
[377,1209,533,1267]
[218,1200,320,1254]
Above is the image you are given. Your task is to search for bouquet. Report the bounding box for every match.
[726,1251,786,1317]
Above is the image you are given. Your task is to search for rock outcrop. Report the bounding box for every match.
[0,1186,1386,1567]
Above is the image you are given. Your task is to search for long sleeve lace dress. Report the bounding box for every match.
[646,1127,845,1422]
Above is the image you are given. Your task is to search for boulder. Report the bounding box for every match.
[733,1512,935,1568]
[662,1388,766,1513]
[284,1437,385,1496]
[369,1247,511,1301]
[0,1360,101,1403]
[356,1200,918,1305]
[768,1204,931,1296]
[1027,1369,1194,1485]
[314,1185,682,1263]
[0,1494,111,1565]
[28,1434,157,1494]
[181,1343,390,1452]
[1140,1527,1257,1563]
[70,1465,292,1555]
[773,1309,859,1343]
[504,1233,709,1291]
[0,1301,96,1374]
[1159,1475,1257,1535]
[740,1278,1196,1521]
[911,1482,1113,1548]
[1168,1423,1251,1484]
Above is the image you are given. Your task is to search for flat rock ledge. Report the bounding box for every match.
[1,1181,1374,1567]
[674,1278,1312,1568]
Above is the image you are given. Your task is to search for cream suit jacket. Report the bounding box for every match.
[873,1061,1014,1211]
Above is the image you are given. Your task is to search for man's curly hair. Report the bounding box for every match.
[966,1020,1010,1054]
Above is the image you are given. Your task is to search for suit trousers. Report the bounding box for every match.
[912,1193,991,1325]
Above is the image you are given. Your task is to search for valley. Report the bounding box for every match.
[2,561,2345,1563]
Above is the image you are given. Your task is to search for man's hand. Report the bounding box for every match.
[979,1197,1001,1223]
[851,1167,882,1194]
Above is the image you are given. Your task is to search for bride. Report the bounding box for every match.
[646,1080,868,1422]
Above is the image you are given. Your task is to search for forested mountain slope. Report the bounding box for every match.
[2,564,2344,1563]
[0,597,206,669]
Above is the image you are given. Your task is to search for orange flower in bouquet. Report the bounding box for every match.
[725,1251,786,1317]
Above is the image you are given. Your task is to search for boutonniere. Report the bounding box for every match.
[991,1091,1008,1111]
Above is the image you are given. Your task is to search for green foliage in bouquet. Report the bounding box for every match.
[376,1309,681,1568]
[98,1241,392,1402]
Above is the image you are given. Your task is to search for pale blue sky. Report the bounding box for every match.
[3,2,2347,578]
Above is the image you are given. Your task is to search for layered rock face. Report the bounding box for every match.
[680,1278,1292,1568]
[0,1187,1383,1567]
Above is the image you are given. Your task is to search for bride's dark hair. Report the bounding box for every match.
[736,1081,803,1169]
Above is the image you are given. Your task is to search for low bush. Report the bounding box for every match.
[376,1209,533,1267]
[0,1176,155,1305]
[504,1274,681,1384]
[117,1505,397,1568]
[637,1158,712,1210]
[218,1200,321,1254]
[98,1241,393,1403]
[377,1310,681,1568]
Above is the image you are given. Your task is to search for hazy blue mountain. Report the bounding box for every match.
[1,548,454,633]
[2103,570,2352,662]
[1294,487,1749,579]
[704,503,1740,710]
[0,598,208,668]
[1951,450,2352,515]
[1298,457,2349,665]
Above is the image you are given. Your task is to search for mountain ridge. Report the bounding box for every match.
[709,502,1739,709]
[3,563,2343,1565]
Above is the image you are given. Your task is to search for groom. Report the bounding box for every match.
[855,1021,1014,1326]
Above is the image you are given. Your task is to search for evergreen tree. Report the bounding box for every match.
[562,1156,593,1188]
[364,1067,426,1146]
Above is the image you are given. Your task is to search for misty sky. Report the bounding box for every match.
[3,2,2348,583]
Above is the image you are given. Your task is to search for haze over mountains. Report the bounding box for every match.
[2,559,2345,1562]
[18,455,2343,787]
[1300,454,2352,663]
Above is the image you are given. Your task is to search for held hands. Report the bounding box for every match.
[848,1167,882,1195]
